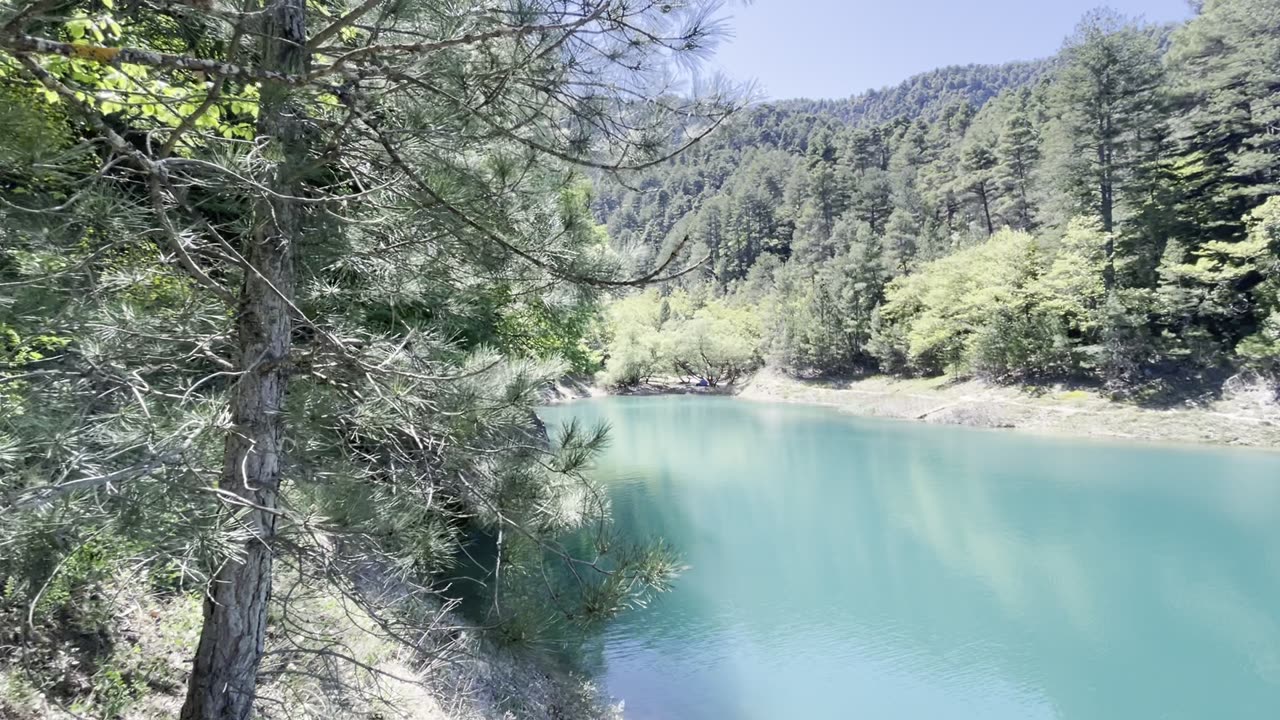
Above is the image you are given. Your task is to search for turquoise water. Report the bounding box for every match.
[537,396,1280,720]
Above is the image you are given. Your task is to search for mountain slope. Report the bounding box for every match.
[776,60,1053,127]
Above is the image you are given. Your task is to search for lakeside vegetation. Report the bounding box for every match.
[594,0,1280,402]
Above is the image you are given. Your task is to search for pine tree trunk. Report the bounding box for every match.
[978,183,994,236]
[1099,115,1114,233]
[180,2,307,718]
[1099,114,1116,291]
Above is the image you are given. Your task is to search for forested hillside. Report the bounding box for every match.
[594,1,1280,398]
[779,60,1052,127]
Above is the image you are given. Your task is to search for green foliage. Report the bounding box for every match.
[1,0,1278,713]
[0,326,71,366]
[1166,0,1280,241]
[872,229,1061,377]
[0,0,740,715]
[592,1,1280,393]
[970,305,1074,382]
[0,7,262,146]
[1228,199,1280,374]
[1039,218,1110,334]
[1236,311,1280,375]
[663,300,762,386]
[993,95,1042,230]
[1155,197,1280,372]
[598,290,667,386]
[598,290,763,387]
[1046,9,1164,235]
[781,61,1051,127]
[769,221,887,373]
[1096,288,1163,390]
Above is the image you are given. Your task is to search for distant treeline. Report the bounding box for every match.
[592,0,1280,396]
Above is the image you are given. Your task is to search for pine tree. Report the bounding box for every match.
[0,2,738,718]
[882,192,920,267]
[1166,0,1280,241]
[1047,9,1164,288]
[994,96,1042,230]
[959,136,1001,235]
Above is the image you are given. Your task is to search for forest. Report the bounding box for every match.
[593,0,1280,398]
[1,0,1279,719]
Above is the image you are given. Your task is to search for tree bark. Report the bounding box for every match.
[1098,109,1116,291]
[180,2,307,718]
[976,182,994,236]
[1015,166,1032,230]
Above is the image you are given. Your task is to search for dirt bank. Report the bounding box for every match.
[562,371,1280,450]
[1,554,617,720]
[740,371,1280,449]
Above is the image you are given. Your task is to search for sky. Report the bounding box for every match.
[708,0,1196,100]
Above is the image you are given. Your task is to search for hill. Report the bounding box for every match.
[776,60,1053,127]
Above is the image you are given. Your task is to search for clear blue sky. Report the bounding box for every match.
[710,0,1195,100]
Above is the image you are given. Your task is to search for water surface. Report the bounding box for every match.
[538,396,1280,720]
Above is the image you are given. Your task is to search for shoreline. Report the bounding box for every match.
[547,371,1280,451]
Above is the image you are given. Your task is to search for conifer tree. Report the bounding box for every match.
[1166,0,1280,241]
[1047,8,1164,289]
[1051,11,1162,234]
[994,97,1042,230]
[959,135,1000,235]
[0,1,738,717]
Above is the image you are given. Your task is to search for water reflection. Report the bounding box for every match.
[539,397,1280,720]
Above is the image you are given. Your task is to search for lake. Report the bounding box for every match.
[537,396,1280,720]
